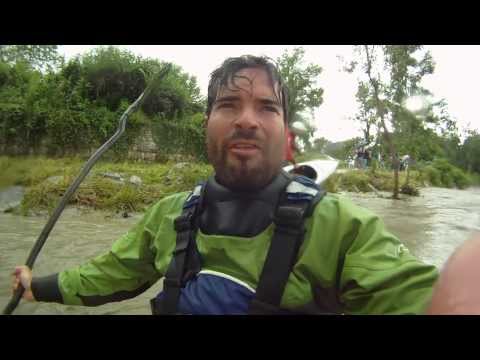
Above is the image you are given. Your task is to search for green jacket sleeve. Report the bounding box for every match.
[56,204,163,306]
[338,201,439,315]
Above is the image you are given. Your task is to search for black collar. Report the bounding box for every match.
[199,171,292,237]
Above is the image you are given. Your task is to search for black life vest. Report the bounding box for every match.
[150,172,325,315]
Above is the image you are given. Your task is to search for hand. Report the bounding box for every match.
[11,265,35,302]
[427,233,480,314]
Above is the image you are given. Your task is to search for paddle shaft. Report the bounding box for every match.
[3,65,171,315]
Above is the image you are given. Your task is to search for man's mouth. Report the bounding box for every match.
[228,141,260,157]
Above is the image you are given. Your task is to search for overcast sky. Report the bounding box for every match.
[58,45,480,142]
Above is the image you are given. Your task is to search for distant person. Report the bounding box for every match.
[347,155,355,169]
[400,154,410,171]
[355,148,363,169]
[364,149,371,168]
[377,152,384,169]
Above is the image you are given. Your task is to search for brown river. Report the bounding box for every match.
[1,187,479,314]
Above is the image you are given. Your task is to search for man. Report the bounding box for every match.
[400,154,410,171]
[11,55,438,314]
[355,147,364,169]
[364,149,371,168]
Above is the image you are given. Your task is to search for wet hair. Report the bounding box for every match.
[206,55,289,123]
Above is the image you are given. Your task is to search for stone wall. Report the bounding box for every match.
[0,126,164,162]
[127,127,160,162]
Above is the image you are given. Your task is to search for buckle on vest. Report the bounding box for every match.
[275,205,304,228]
[174,213,192,232]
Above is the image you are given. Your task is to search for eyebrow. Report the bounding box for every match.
[258,98,281,107]
[214,96,241,104]
[215,96,281,107]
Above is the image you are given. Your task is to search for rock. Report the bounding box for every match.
[45,176,64,185]
[4,203,20,213]
[367,183,383,197]
[100,172,125,184]
[165,162,191,184]
[0,186,24,212]
[401,184,420,196]
[172,162,189,171]
[167,162,190,178]
[128,175,142,186]
[101,172,123,180]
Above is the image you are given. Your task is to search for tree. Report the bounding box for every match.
[354,82,377,145]
[347,45,437,199]
[325,137,362,161]
[459,130,480,173]
[0,45,206,160]
[74,46,203,118]
[312,137,330,153]
[0,45,60,70]
[276,47,324,146]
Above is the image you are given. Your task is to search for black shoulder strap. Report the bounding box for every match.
[151,183,205,315]
[249,175,326,315]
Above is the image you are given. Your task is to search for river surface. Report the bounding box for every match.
[1,187,479,314]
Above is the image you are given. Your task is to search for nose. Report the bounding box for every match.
[233,107,259,130]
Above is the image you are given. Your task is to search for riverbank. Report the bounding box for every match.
[3,185,480,314]
[325,158,477,195]
[0,156,477,214]
[0,156,213,215]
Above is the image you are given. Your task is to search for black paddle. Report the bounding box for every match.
[3,64,171,315]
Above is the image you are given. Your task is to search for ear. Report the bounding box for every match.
[204,114,209,128]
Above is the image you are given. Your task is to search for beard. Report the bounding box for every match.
[207,129,284,192]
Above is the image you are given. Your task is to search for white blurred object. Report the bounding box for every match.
[283,157,339,185]
[405,96,425,113]
[290,121,309,136]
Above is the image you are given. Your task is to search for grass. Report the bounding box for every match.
[0,156,84,188]
[1,155,477,213]
[323,169,423,194]
[0,156,213,214]
[323,161,474,196]
[469,172,480,186]
[417,159,472,189]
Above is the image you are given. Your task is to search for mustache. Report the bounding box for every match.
[225,128,261,143]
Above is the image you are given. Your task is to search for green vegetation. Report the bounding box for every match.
[0,46,206,161]
[0,156,213,214]
[0,152,476,214]
[340,45,480,199]
[324,169,421,194]
[0,45,327,163]
[323,159,472,195]
[1,45,479,213]
[419,159,471,189]
[277,47,323,149]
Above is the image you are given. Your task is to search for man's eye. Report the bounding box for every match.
[264,106,280,114]
[217,103,234,109]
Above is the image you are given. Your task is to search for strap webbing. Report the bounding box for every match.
[248,200,310,314]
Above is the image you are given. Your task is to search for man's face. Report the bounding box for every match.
[206,67,286,191]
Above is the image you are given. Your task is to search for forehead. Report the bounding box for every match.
[216,67,279,98]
